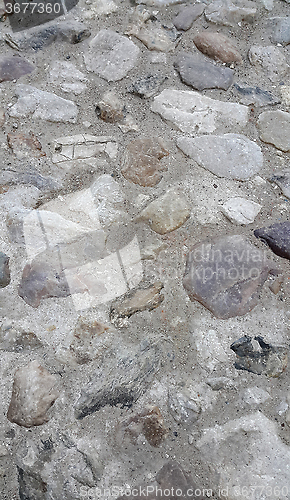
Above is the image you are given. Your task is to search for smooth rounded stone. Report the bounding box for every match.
[174,53,234,91]
[120,405,169,447]
[168,389,201,426]
[248,45,288,82]
[205,0,256,27]
[74,343,160,419]
[8,84,78,123]
[193,32,243,64]
[0,55,34,82]
[137,189,191,234]
[270,170,290,198]
[121,137,169,187]
[183,235,277,319]
[47,60,88,95]
[7,360,59,427]
[7,131,46,160]
[257,110,290,152]
[254,221,290,260]
[173,3,205,31]
[84,29,140,81]
[221,197,262,224]
[268,17,290,45]
[0,252,10,288]
[129,73,167,98]
[234,82,279,106]
[177,134,263,180]
[152,90,248,135]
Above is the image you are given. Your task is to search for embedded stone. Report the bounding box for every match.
[96,91,125,123]
[234,82,279,106]
[177,134,262,180]
[129,74,167,98]
[254,221,290,260]
[47,60,88,95]
[175,53,234,91]
[0,321,42,352]
[168,389,201,426]
[122,406,169,447]
[0,55,34,82]
[248,45,288,82]
[193,32,243,64]
[205,0,256,27]
[270,170,290,199]
[7,131,46,160]
[156,461,206,500]
[269,17,290,45]
[0,108,5,127]
[0,252,10,288]
[69,318,110,365]
[257,110,290,152]
[221,197,262,224]
[173,4,204,31]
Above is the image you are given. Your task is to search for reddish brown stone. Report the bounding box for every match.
[7,131,46,160]
[193,32,243,64]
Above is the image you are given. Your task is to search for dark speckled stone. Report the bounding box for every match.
[254,221,290,260]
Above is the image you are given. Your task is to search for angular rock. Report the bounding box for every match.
[74,343,160,418]
[84,30,140,81]
[83,0,118,17]
[0,163,60,193]
[137,189,190,234]
[269,17,290,45]
[69,318,110,364]
[257,110,290,152]
[121,137,169,187]
[110,282,164,326]
[231,336,288,377]
[96,90,125,123]
[156,461,207,500]
[281,85,290,105]
[178,134,263,180]
[193,32,242,64]
[152,90,248,135]
[242,387,271,405]
[0,321,42,352]
[0,108,5,127]
[175,52,234,91]
[7,131,46,160]
[168,389,201,426]
[254,221,290,260]
[221,197,262,224]
[269,275,283,294]
[47,60,88,95]
[234,82,280,106]
[183,235,278,319]
[205,0,256,27]
[18,467,48,500]
[0,252,10,288]
[0,55,34,82]
[270,170,290,199]
[122,405,169,447]
[129,73,167,98]
[9,84,78,123]
[248,45,288,82]
[7,360,59,427]
[173,4,204,31]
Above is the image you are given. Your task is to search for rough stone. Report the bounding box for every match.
[234,82,280,106]
[168,389,201,426]
[110,282,164,327]
[270,170,290,198]
[137,189,190,234]
[242,386,271,405]
[0,321,42,352]
[0,163,60,193]
[8,84,78,123]
[69,318,110,364]
[269,275,283,294]
[178,134,262,180]
[0,107,5,127]
[257,110,290,152]
[268,17,290,45]
[281,85,290,106]
[96,90,125,123]
[173,4,204,31]
[84,29,140,81]
[74,343,160,419]
[183,235,278,319]
[7,360,59,427]
[121,406,169,447]
[136,0,184,7]
[129,73,167,98]
[0,252,10,288]
[7,131,46,160]
[152,90,248,135]
[0,55,34,82]
[156,461,207,500]
[193,32,243,64]
[221,197,262,224]
[231,336,288,376]
[254,221,290,260]
[47,60,88,95]
[205,0,256,27]
[83,0,118,17]
[175,53,234,91]
[121,137,169,187]
[248,45,288,82]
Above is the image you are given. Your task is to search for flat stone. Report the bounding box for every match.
[205,0,256,27]
[254,221,290,260]
[0,252,10,288]
[270,170,290,198]
[234,82,280,106]
[121,405,169,447]
[268,17,290,45]
[248,45,288,82]
[7,131,46,160]
[84,29,140,81]
[7,360,59,427]
[96,91,125,123]
[168,389,201,426]
[231,336,288,376]
[193,32,243,64]
[47,60,88,95]
[74,343,160,419]
[137,189,190,234]
[257,110,290,152]
[8,85,78,123]
[221,197,262,224]
[110,282,164,327]
[183,235,277,319]
[172,4,204,31]
[177,134,262,180]
[0,55,34,82]
[121,137,169,187]
[129,73,167,98]
[175,52,234,91]
[152,90,248,135]
[0,321,42,352]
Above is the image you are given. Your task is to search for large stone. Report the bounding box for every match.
[205,0,256,27]
[152,90,248,135]
[47,60,88,95]
[84,30,140,81]
[121,137,169,187]
[74,343,160,419]
[270,170,290,199]
[177,134,263,180]
[248,45,288,82]
[183,235,277,319]
[175,53,234,91]
[8,85,78,123]
[221,197,262,224]
[257,110,290,152]
[137,189,190,234]
[7,131,46,160]
[7,361,59,427]
[0,55,34,82]
[193,32,243,64]
[0,252,10,288]
[254,221,290,260]
[173,4,204,30]
[268,17,290,45]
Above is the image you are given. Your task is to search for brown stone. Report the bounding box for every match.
[7,131,46,160]
[121,137,169,187]
[70,318,109,364]
[124,406,169,447]
[96,90,125,123]
[0,55,34,83]
[193,32,243,64]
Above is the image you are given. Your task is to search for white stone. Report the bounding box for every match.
[281,86,290,106]
[242,387,271,405]
[205,0,257,26]
[152,90,248,135]
[248,45,289,82]
[47,60,88,95]
[221,197,262,224]
[83,0,118,17]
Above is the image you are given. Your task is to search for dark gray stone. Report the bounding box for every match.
[269,17,290,45]
[254,221,290,260]
[173,4,204,31]
[0,252,10,288]
[156,461,207,500]
[174,53,234,91]
[18,466,47,500]
[0,322,42,352]
[0,56,34,83]
[129,73,167,98]
[234,82,280,106]
[270,170,290,199]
